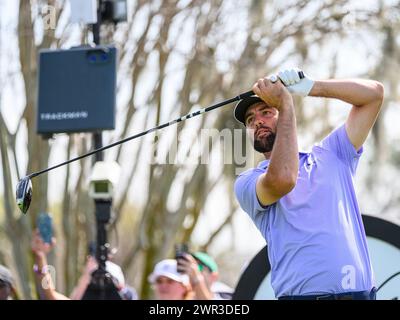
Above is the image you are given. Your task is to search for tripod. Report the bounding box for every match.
[81,200,122,300]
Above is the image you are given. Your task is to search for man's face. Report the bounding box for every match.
[153,276,187,300]
[244,102,278,153]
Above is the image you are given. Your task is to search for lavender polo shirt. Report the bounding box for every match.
[235,125,374,297]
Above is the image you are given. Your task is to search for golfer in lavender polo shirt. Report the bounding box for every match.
[234,68,384,300]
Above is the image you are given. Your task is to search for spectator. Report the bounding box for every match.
[31,229,67,300]
[192,252,233,299]
[177,252,233,300]
[148,259,194,300]
[70,256,138,300]
[31,229,137,300]
[0,264,17,300]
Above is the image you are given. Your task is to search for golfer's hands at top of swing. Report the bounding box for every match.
[276,68,315,97]
[252,76,293,111]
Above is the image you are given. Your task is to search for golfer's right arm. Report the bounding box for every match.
[253,80,299,206]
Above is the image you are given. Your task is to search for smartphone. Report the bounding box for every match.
[175,243,189,259]
[37,213,53,244]
[175,243,189,274]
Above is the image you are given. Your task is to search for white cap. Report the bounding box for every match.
[148,259,189,285]
[106,261,125,288]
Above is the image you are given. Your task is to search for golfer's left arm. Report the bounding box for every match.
[309,79,384,150]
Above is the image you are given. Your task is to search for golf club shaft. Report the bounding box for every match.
[29,90,254,179]
[28,70,304,179]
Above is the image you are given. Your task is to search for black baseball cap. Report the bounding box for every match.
[234,96,265,126]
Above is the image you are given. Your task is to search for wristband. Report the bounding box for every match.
[33,264,49,275]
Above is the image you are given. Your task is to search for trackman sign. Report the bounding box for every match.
[40,111,89,121]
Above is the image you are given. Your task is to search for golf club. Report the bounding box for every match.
[16,71,304,214]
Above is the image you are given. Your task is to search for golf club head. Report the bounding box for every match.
[16,177,32,214]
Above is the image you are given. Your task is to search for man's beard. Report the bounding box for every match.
[254,132,276,153]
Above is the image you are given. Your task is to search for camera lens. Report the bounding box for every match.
[89,55,97,63]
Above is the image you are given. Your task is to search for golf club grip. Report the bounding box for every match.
[237,71,305,99]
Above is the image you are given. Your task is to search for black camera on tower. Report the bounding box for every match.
[101,0,127,24]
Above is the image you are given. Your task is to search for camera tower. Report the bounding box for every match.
[81,0,127,300]
[82,200,121,299]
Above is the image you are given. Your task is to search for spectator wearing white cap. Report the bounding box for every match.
[149,259,194,300]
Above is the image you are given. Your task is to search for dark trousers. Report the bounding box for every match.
[278,288,377,300]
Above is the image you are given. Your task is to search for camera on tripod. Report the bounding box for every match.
[89,161,120,200]
[82,161,122,300]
